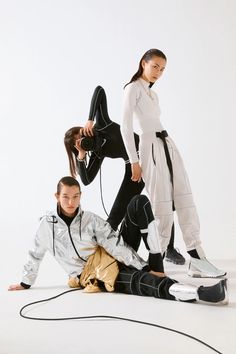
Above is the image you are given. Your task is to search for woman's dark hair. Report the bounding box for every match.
[56,176,81,194]
[124,48,167,88]
[64,126,83,178]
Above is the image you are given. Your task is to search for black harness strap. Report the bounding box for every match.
[156,130,175,211]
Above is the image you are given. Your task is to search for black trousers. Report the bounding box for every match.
[106,163,144,230]
[115,265,175,300]
[120,194,164,272]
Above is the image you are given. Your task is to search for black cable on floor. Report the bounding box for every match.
[19,288,223,354]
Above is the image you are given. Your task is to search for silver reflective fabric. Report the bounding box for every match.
[22,208,147,285]
[169,283,198,301]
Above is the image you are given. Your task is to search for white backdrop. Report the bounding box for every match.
[0,0,236,283]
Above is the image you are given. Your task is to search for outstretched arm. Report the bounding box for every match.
[8,221,47,290]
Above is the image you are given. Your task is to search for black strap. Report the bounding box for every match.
[156,131,173,185]
[156,130,175,211]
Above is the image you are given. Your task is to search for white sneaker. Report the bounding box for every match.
[188,257,226,278]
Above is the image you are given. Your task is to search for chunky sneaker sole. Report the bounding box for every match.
[198,279,228,305]
[165,248,186,265]
[188,257,227,278]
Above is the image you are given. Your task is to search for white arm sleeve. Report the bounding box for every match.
[121,84,139,164]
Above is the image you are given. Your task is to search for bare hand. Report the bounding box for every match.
[83,120,94,137]
[68,277,81,288]
[149,271,166,278]
[8,284,26,291]
[131,162,142,182]
[74,138,87,160]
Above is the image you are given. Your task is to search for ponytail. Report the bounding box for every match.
[64,127,82,178]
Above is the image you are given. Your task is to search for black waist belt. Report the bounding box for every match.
[156,130,173,186]
[156,130,175,211]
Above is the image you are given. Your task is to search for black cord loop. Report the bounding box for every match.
[19,288,223,354]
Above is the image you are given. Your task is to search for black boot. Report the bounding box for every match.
[198,279,228,304]
[165,248,185,265]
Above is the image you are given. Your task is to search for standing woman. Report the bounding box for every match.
[121,49,226,278]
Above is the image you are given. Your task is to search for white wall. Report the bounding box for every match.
[0,0,236,281]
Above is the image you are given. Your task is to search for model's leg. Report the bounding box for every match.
[140,133,185,263]
[115,265,228,305]
[170,137,226,277]
[107,163,144,231]
[115,265,175,299]
[172,144,201,252]
[140,135,174,254]
[88,86,112,128]
[165,223,186,265]
[167,223,175,248]
[120,194,163,273]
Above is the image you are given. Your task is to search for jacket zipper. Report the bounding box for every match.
[68,226,86,262]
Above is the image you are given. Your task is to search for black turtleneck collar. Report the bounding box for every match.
[58,207,79,226]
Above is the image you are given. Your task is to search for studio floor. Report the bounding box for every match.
[1,258,235,354]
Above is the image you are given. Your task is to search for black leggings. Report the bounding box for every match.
[107,164,144,230]
[120,195,163,272]
[115,265,175,300]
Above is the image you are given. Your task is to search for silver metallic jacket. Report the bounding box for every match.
[22,207,147,285]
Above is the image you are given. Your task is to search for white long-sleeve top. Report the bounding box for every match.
[121,78,164,163]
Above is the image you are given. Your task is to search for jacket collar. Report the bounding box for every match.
[45,205,83,225]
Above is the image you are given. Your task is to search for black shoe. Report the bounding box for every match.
[165,248,185,265]
[197,279,228,304]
